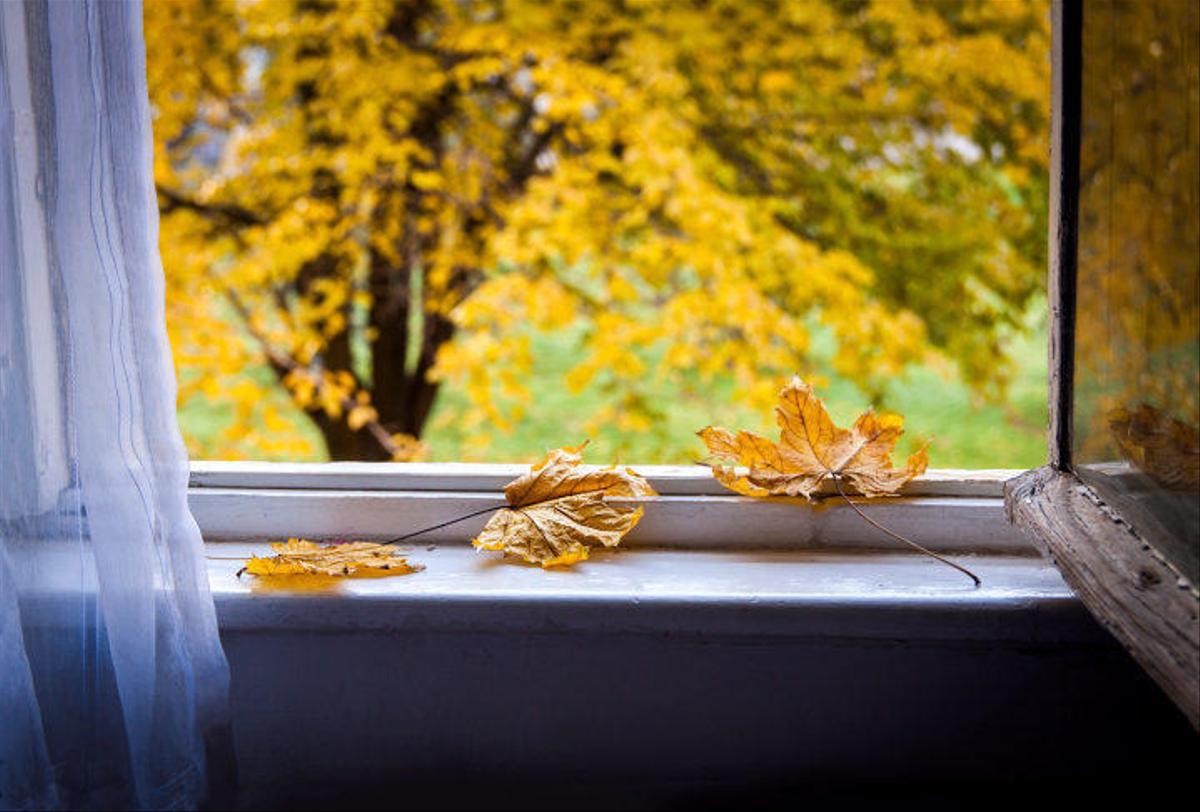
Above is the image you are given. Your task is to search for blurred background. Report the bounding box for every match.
[147,0,1051,466]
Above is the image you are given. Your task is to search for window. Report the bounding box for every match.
[3,3,1193,805]
[171,3,1198,788]
[151,0,1198,731]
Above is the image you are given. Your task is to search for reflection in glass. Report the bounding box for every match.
[1075,0,1199,576]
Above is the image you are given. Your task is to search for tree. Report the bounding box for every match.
[146,0,1049,461]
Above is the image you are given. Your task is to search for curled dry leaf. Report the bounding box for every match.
[241,538,423,577]
[473,443,658,567]
[698,376,928,499]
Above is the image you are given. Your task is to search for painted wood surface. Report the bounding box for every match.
[211,543,1196,800]
[189,460,1019,497]
[190,487,1030,553]
[209,545,1080,639]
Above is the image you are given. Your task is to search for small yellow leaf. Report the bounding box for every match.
[699,377,928,500]
[472,443,658,567]
[390,432,428,462]
[347,404,377,431]
[242,538,423,577]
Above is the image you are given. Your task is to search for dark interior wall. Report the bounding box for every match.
[219,611,1195,808]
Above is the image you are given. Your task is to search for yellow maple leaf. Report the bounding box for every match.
[698,376,928,500]
[473,443,658,567]
[699,378,980,586]
[241,538,423,577]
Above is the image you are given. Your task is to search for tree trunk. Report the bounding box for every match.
[340,252,457,458]
[397,308,454,436]
[312,411,392,461]
[366,278,454,441]
[283,255,457,460]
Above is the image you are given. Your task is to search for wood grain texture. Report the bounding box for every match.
[1006,466,1199,728]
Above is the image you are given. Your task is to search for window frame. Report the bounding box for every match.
[184,3,1102,686]
[190,461,1028,553]
[1004,0,1198,729]
[174,11,1200,793]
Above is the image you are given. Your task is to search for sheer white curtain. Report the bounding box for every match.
[1,1,230,808]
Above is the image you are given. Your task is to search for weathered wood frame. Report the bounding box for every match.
[1004,0,1199,729]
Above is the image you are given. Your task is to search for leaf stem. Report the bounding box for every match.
[379,504,503,545]
[830,474,981,587]
[208,503,504,567]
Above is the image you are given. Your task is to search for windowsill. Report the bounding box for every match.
[197,463,1196,796]
[207,538,1174,797]
[206,542,1098,643]
[195,460,1077,637]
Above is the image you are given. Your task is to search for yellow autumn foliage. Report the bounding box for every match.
[147,0,1050,460]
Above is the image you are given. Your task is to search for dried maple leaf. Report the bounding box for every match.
[698,378,980,586]
[241,538,423,577]
[473,443,658,567]
[699,377,928,499]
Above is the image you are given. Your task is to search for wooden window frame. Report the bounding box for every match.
[1004,0,1199,729]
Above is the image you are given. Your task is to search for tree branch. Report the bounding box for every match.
[221,288,404,459]
[157,184,266,228]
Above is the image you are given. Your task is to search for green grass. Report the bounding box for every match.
[423,315,1048,468]
[177,366,326,461]
[179,310,1048,469]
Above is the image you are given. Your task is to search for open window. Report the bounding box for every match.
[3,2,1194,805]
[159,2,1198,796]
[1006,0,1199,727]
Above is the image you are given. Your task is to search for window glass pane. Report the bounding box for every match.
[1075,0,1200,568]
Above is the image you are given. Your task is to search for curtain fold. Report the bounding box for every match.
[1,1,230,809]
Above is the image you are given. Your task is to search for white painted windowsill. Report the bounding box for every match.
[207,544,1095,643]
[193,462,1097,643]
